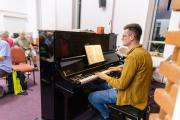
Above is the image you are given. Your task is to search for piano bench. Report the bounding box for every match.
[108,104,148,120]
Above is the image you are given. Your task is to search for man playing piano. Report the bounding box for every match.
[88,23,153,120]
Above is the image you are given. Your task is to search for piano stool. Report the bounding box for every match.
[108,104,149,120]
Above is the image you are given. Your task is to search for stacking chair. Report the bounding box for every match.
[11,46,36,85]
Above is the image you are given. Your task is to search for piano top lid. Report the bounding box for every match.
[53,31,116,60]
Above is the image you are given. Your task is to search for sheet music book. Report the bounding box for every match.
[85,45,105,65]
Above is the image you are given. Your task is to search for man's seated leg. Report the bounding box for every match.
[88,88,117,120]
[30,49,38,70]
[99,82,112,90]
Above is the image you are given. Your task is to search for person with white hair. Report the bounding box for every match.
[0,31,14,47]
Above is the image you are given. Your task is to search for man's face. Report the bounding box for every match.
[121,29,133,46]
[20,33,26,40]
[1,34,8,41]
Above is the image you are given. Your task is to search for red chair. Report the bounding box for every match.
[11,46,36,85]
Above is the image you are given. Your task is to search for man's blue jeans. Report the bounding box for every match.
[88,83,117,119]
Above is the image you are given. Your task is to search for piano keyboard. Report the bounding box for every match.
[70,65,123,85]
[79,69,111,84]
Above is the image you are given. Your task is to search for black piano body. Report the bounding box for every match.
[39,30,122,120]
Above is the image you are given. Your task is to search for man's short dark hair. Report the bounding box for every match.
[124,23,142,40]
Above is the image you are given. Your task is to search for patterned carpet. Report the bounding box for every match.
[0,71,41,120]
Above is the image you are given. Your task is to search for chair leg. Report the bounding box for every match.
[27,73,30,79]
[33,71,35,85]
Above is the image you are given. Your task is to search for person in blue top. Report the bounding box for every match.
[0,37,12,77]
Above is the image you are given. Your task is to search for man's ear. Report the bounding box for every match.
[129,35,134,41]
[130,34,135,41]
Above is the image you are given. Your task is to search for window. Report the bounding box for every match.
[148,0,172,57]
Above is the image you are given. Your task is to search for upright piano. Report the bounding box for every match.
[39,31,123,120]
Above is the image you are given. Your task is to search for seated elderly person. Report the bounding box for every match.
[14,32,38,69]
[0,36,12,77]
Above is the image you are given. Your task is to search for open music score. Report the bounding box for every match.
[85,45,105,65]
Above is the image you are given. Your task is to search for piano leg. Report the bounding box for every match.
[64,96,70,120]
[56,85,91,120]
